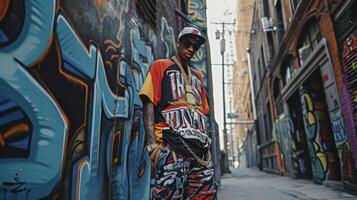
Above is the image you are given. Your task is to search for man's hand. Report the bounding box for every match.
[147,144,162,168]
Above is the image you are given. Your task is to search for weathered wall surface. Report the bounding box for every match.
[0,0,211,199]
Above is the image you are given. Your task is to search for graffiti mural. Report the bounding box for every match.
[130,29,154,91]
[320,59,347,147]
[272,116,295,176]
[0,0,209,199]
[187,0,209,88]
[341,36,357,186]
[0,1,70,199]
[160,17,176,58]
[300,76,341,183]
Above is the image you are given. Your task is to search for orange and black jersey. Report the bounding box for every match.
[140,59,210,157]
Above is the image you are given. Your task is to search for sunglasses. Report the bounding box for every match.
[182,39,201,51]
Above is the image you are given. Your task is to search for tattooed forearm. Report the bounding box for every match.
[143,101,156,145]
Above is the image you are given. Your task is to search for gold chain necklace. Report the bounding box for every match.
[178,136,211,167]
[171,56,196,106]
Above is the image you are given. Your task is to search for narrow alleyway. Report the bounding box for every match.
[218,168,357,200]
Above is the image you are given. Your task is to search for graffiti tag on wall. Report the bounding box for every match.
[301,81,341,183]
[272,116,295,176]
[187,0,209,89]
[0,0,188,199]
[341,37,357,166]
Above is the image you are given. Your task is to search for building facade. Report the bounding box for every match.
[249,0,357,193]
[232,0,255,168]
[0,0,217,199]
[248,0,285,174]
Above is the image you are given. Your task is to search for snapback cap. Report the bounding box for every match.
[178,27,206,45]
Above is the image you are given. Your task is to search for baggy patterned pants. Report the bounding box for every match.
[150,145,216,200]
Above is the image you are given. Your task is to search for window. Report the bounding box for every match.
[136,0,157,28]
[263,100,273,141]
[253,74,257,96]
[275,0,285,41]
[263,113,269,141]
[177,0,187,30]
[249,97,253,118]
[260,46,266,70]
[273,78,284,114]
[257,58,262,83]
[266,32,275,63]
[273,78,280,101]
[180,0,187,14]
[290,0,300,13]
[334,0,357,48]
[259,115,266,142]
[266,101,273,140]
[262,0,270,18]
[297,19,322,65]
[281,56,293,85]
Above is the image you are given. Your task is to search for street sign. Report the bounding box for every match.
[227,112,240,119]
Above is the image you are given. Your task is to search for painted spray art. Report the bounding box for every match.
[0,0,210,199]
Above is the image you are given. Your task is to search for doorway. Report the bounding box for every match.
[287,92,312,179]
[300,68,341,183]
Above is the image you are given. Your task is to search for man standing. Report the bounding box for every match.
[140,27,215,199]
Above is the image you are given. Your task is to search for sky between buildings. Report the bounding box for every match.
[207,0,237,149]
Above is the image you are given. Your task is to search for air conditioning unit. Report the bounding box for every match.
[261,17,273,32]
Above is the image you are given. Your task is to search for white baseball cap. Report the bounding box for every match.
[178,27,206,45]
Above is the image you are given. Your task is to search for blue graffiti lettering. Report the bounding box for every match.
[0,1,68,199]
